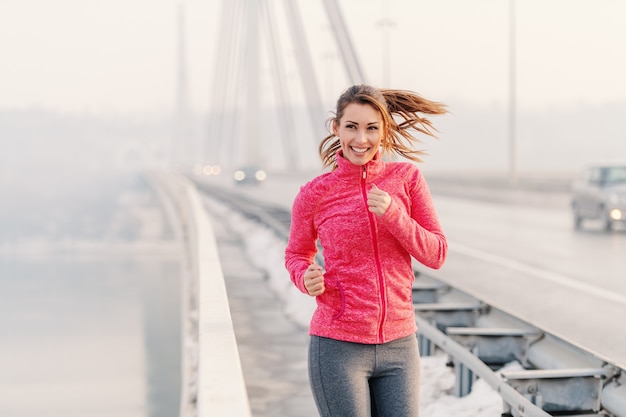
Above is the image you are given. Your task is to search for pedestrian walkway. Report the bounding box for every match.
[209,207,318,417]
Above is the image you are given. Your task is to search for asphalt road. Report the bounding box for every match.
[202,171,626,368]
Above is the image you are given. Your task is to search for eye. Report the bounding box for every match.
[345,123,356,129]
[368,125,379,130]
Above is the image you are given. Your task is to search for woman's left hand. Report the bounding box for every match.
[367,184,391,216]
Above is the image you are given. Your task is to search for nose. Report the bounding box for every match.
[355,129,367,143]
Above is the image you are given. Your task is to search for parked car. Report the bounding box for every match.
[571,163,626,231]
[233,166,267,185]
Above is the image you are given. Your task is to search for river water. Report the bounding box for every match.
[0,173,182,417]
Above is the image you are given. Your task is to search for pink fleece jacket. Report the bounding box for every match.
[285,151,448,344]
[285,151,447,344]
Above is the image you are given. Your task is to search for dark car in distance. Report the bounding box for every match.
[233,166,267,185]
[571,163,626,231]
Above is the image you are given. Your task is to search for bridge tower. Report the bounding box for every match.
[207,0,366,172]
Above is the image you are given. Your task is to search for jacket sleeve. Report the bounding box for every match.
[284,185,318,294]
[378,170,447,269]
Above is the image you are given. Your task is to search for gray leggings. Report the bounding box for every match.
[308,334,420,417]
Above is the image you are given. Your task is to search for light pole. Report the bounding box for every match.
[508,0,517,184]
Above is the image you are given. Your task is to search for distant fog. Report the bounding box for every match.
[2,101,626,241]
[0,109,172,243]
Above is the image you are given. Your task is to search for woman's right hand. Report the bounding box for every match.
[304,264,325,296]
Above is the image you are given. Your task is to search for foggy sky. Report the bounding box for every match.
[2,0,626,176]
[2,0,626,112]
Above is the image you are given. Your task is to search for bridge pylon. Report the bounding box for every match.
[206,0,366,172]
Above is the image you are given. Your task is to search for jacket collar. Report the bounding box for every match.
[335,150,385,182]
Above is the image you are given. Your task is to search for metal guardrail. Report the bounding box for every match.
[149,172,253,417]
[412,272,625,417]
[196,180,626,417]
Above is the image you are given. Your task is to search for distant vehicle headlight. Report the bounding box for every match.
[233,166,265,184]
[234,170,246,181]
[203,165,221,176]
[610,209,623,221]
[255,170,267,181]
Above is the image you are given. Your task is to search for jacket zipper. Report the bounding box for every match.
[361,165,387,343]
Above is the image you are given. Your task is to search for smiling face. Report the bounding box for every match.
[333,102,384,166]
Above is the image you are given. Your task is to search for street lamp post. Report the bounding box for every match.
[509,0,518,184]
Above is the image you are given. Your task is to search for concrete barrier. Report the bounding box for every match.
[148,172,252,417]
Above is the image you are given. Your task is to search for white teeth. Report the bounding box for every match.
[351,147,368,154]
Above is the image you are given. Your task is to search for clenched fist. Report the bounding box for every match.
[367,184,391,216]
[304,264,325,296]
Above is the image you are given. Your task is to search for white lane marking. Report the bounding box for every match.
[450,241,626,306]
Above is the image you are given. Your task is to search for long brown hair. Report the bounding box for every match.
[319,84,447,169]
